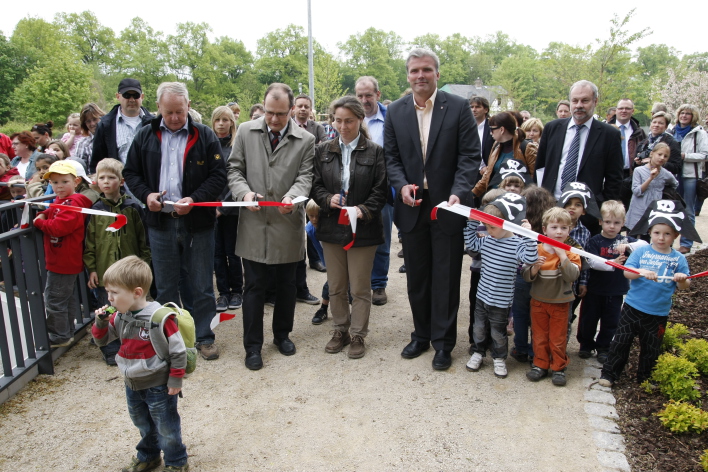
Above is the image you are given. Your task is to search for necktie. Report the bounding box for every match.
[561,125,585,191]
[271,131,280,151]
[620,124,628,167]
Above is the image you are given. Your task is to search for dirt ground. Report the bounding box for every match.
[2,221,667,472]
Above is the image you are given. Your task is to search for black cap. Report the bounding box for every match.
[629,199,702,243]
[118,78,142,94]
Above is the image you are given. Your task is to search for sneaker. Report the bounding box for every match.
[216,295,229,312]
[372,288,388,306]
[311,305,328,325]
[122,456,162,472]
[596,350,609,365]
[509,348,528,363]
[296,292,320,305]
[325,330,351,353]
[228,293,243,310]
[50,337,74,348]
[104,354,117,366]
[197,343,219,360]
[578,349,594,359]
[493,358,508,378]
[526,365,548,382]
[163,464,189,472]
[348,335,366,359]
[466,352,483,372]
[552,370,567,386]
[598,376,614,387]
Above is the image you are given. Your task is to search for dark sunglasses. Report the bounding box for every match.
[122,91,141,99]
[490,126,500,131]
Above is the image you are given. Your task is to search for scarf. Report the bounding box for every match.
[674,124,692,142]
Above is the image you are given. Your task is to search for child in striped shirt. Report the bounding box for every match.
[465,193,538,378]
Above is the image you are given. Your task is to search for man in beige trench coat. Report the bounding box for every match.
[227,83,315,370]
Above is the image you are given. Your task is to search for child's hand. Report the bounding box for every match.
[649,167,660,179]
[520,219,531,230]
[168,387,181,396]
[553,246,567,258]
[613,254,627,264]
[215,208,222,218]
[615,244,629,254]
[88,272,99,289]
[95,305,115,321]
[638,269,658,281]
[33,214,46,224]
[533,256,547,269]
[29,172,43,184]
[577,285,587,298]
[673,272,688,282]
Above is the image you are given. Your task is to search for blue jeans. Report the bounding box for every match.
[126,384,187,467]
[680,177,697,249]
[371,203,393,290]
[149,220,216,345]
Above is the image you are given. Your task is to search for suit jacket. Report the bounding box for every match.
[384,90,480,235]
[480,118,494,165]
[299,119,326,145]
[536,118,623,203]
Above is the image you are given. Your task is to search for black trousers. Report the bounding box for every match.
[402,194,464,351]
[601,303,667,383]
[242,259,297,353]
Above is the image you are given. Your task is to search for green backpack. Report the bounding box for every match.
[120,302,198,376]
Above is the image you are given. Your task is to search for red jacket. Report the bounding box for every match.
[34,193,93,274]
[0,166,20,200]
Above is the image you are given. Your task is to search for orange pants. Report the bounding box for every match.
[530,299,570,372]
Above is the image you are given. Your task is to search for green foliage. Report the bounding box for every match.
[0,121,35,136]
[651,353,700,402]
[663,322,691,351]
[656,400,708,434]
[681,339,708,375]
[701,449,708,471]
[53,11,115,67]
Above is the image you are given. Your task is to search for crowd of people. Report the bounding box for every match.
[0,47,705,472]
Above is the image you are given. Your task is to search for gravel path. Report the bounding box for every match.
[6,221,683,471]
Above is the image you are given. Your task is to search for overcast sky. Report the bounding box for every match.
[4,1,702,59]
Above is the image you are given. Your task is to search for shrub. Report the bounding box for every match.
[702,450,708,472]
[651,353,701,401]
[663,322,690,351]
[657,401,708,434]
[681,339,708,375]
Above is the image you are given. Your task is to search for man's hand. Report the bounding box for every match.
[88,272,99,289]
[401,184,421,207]
[244,192,263,212]
[279,196,294,215]
[174,197,194,215]
[147,191,166,212]
[447,195,460,207]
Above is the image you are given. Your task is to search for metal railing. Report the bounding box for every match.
[0,195,93,404]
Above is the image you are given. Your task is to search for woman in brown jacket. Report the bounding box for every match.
[310,96,387,359]
[473,112,537,198]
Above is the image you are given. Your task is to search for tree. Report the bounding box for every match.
[313,53,345,117]
[255,24,310,90]
[168,22,217,94]
[636,44,680,79]
[0,34,31,124]
[53,11,115,69]
[492,51,554,117]
[10,17,66,68]
[654,68,708,123]
[11,50,95,124]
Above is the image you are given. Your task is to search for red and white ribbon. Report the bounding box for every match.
[657,270,708,281]
[210,312,236,330]
[431,202,640,275]
[165,195,309,208]
[21,202,127,231]
[337,206,359,250]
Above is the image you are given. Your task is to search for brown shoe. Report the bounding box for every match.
[678,246,691,254]
[197,343,219,360]
[325,330,350,353]
[348,335,366,359]
[372,288,387,306]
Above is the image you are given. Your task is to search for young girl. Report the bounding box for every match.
[500,175,525,195]
[626,143,678,231]
[0,153,20,201]
[47,140,69,159]
[25,153,59,199]
[61,113,84,156]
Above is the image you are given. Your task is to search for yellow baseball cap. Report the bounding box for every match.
[43,161,78,180]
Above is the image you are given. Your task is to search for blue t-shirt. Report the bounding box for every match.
[624,244,689,316]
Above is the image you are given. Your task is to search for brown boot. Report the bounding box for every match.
[325,330,351,353]
[348,335,366,359]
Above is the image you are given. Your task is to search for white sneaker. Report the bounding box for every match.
[466,352,483,372]
[493,358,508,378]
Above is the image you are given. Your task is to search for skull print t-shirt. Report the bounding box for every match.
[623,244,689,316]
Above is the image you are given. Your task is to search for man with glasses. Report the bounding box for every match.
[90,78,154,173]
[607,98,646,209]
[227,83,315,371]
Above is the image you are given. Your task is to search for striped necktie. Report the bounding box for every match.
[561,125,585,190]
[271,131,280,151]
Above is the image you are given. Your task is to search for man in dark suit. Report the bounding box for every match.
[469,96,494,168]
[536,80,623,232]
[385,48,480,371]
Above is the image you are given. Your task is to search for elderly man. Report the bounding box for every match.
[228,83,315,371]
[536,80,623,232]
[124,82,226,361]
[355,75,391,306]
[385,48,480,371]
[91,78,153,173]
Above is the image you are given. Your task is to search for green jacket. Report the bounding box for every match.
[83,192,151,285]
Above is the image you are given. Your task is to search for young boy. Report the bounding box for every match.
[33,161,93,347]
[465,193,538,378]
[600,200,693,387]
[578,200,646,363]
[523,207,581,386]
[84,158,150,365]
[92,256,189,472]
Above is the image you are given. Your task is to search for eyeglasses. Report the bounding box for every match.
[265,110,290,118]
[122,92,141,100]
[490,126,500,131]
[616,107,633,111]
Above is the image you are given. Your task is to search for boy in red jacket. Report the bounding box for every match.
[33,161,92,347]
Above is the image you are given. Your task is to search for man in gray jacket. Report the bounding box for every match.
[227,83,315,370]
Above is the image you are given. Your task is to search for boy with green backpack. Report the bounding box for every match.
[92,256,190,472]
